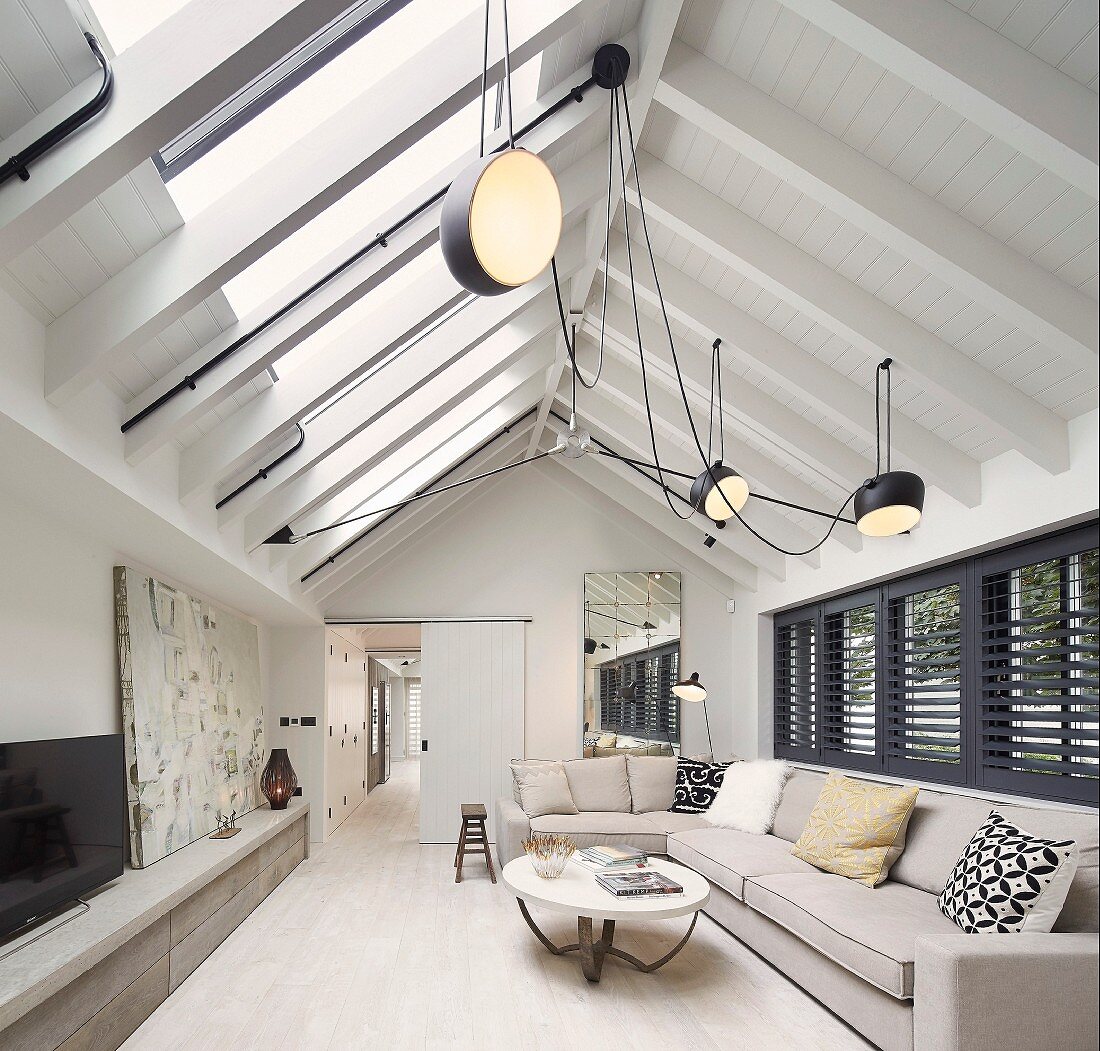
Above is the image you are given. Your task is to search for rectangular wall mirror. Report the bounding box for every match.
[583,571,681,757]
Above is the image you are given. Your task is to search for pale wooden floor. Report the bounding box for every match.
[124,760,872,1050]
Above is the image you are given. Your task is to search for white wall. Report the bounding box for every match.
[732,410,1100,760]
[323,460,735,761]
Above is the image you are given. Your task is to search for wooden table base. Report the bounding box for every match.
[516,899,700,983]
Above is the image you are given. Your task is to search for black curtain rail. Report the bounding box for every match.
[121,72,599,436]
[298,404,539,583]
[214,423,305,510]
[1,33,114,188]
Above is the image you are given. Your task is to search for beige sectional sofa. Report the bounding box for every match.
[497,760,1099,1051]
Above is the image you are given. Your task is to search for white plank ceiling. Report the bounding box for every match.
[0,0,1096,600]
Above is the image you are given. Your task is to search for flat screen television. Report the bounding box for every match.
[1,734,126,940]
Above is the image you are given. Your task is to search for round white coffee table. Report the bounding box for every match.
[502,857,710,982]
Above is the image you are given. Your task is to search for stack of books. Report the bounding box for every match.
[572,844,648,872]
[596,870,684,898]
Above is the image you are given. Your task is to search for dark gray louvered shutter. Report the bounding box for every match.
[821,591,879,771]
[774,609,819,762]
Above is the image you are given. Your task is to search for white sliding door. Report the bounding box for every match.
[419,621,524,843]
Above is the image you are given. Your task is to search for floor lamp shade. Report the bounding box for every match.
[854,470,925,537]
[440,148,562,296]
[672,672,707,702]
[260,748,298,811]
[690,463,748,522]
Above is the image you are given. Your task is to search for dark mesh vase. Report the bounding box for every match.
[260,748,298,810]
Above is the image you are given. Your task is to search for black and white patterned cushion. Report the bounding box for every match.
[668,757,731,814]
[938,810,1078,934]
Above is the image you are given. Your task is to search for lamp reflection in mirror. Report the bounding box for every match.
[690,462,748,523]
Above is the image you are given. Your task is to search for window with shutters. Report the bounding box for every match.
[595,642,679,744]
[978,537,1098,804]
[770,522,1098,807]
[406,678,421,759]
[821,594,878,770]
[774,611,818,762]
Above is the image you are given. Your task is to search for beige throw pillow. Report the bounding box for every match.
[791,772,919,887]
[511,761,578,818]
[626,755,677,814]
[562,756,632,813]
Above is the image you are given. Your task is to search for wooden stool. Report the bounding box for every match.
[454,803,495,884]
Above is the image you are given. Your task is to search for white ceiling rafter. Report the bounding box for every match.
[775,0,1099,196]
[626,153,1071,472]
[0,0,354,267]
[41,0,611,404]
[653,39,1097,372]
[122,56,619,464]
[527,0,685,458]
[601,246,982,506]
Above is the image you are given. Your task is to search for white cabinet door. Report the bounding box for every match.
[324,631,366,837]
[419,621,524,843]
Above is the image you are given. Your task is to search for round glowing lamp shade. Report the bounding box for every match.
[672,672,707,702]
[440,148,562,296]
[855,471,925,537]
[690,462,749,522]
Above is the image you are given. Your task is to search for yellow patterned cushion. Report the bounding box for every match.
[791,773,919,887]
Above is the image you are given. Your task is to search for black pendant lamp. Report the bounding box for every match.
[690,462,749,523]
[441,0,562,296]
[855,359,925,537]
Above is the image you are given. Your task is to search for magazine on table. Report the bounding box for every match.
[574,844,648,870]
[596,870,684,897]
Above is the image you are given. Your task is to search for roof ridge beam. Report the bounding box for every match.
[654,39,1097,372]
[776,0,1098,196]
[629,152,1069,473]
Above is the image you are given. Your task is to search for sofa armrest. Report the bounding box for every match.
[495,797,530,868]
[914,933,1098,1051]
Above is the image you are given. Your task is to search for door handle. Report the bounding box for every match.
[353,734,358,744]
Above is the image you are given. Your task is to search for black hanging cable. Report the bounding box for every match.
[479,0,490,158]
[501,0,515,149]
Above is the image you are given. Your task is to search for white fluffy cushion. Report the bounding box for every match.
[705,759,791,835]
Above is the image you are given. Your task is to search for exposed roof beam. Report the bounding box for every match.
[591,288,874,490]
[42,0,606,404]
[537,458,743,594]
[654,40,1097,373]
[776,0,1098,196]
[528,0,683,458]
[241,331,554,552]
[568,381,828,567]
[577,353,860,554]
[123,83,612,464]
[179,225,582,501]
[602,245,981,507]
[307,429,535,601]
[628,153,1070,473]
[0,0,353,266]
[549,424,759,590]
[281,372,549,580]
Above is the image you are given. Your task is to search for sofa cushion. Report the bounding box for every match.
[666,827,820,900]
[743,871,961,999]
[642,811,710,835]
[771,769,827,842]
[627,756,677,813]
[511,761,578,818]
[563,756,632,813]
[509,759,558,805]
[529,811,665,855]
[706,759,790,834]
[669,757,731,813]
[791,772,919,887]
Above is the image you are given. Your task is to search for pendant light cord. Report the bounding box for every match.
[479,0,490,157]
[479,0,515,155]
[501,0,515,148]
[874,357,893,479]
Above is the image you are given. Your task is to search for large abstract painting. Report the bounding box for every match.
[114,567,264,867]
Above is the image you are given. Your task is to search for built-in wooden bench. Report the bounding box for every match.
[0,802,308,1051]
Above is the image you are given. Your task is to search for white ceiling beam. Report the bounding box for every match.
[654,40,1097,373]
[591,288,874,490]
[776,0,1098,196]
[566,383,828,567]
[537,458,743,594]
[220,285,560,529]
[549,430,759,591]
[603,247,981,507]
[281,372,549,580]
[305,429,534,601]
[241,333,554,552]
[123,81,612,464]
[528,0,683,457]
[180,225,582,501]
[0,0,353,266]
[576,357,861,554]
[629,153,1070,473]
[42,0,606,404]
